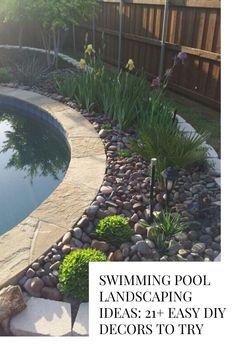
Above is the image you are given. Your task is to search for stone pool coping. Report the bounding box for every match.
[0,45,81,70]
[0,86,106,289]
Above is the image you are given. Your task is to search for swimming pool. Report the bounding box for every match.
[0,106,70,235]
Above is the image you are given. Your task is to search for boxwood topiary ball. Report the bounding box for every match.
[58,248,106,301]
[96,215,133,247]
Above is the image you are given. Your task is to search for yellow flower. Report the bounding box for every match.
[125,59,135,71]
[95,69,101,77]
[79,58,86,69]
[85,44,95,56]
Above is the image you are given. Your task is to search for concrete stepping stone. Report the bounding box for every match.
[10,297,72,336]
[72,303,89,336]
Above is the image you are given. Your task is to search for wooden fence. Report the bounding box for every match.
[76,0,221,109]
[0,0,221,109]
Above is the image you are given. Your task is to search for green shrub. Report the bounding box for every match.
[117,149,132,158]
[0,67,13,83]
[96,215,133,246]
[58,248,106,301]
[142,211,185,252]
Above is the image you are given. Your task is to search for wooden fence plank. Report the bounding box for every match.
[80,24,220,62]
[154,6,163,39]
[97,1,221,9]
[212,10,220,53]
[148,6,155,37]
[195,9,207,49]
[205,10,217,52]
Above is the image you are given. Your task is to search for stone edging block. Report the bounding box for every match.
[177,113,221,261]
[9,297,72,336]
[72,303,89,336]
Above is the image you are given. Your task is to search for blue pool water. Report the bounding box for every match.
[0,106,70,235]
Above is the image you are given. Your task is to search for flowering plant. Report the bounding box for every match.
[151,51,187,91]
[79,58,86,70]
[85,43,95,56]
[125,58,135,72]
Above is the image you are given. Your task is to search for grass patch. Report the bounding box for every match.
[165,91,220,156]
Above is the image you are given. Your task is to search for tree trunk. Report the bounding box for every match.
[40,26,52,67]
[18,25,23,50]
[52,28,61,69]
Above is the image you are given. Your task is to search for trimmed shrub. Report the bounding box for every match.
[96,215,133,246]
[58,248,106,301]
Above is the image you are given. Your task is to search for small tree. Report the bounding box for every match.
[1,0,97,67]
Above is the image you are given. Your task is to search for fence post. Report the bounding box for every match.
[92,7,96,50]
[158,0,170,79]
[72,24,76,52]
[118,0,123,71]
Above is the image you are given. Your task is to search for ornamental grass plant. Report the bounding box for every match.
[131,94,209,183]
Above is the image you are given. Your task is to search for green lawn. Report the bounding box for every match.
[165,91,221,157]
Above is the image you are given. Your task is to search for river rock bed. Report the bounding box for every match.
[1,82,220,301]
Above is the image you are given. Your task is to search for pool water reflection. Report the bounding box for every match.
[0,106,70,235]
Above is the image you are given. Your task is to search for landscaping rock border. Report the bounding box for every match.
[14,104,221,303]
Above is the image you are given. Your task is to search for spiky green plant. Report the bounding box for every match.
[131,95,209,183]
[142,211,185,252]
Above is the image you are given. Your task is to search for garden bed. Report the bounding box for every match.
[13,96,220,300]
[0,46,220,304]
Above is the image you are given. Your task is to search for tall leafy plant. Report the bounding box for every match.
[109,71,150,130]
